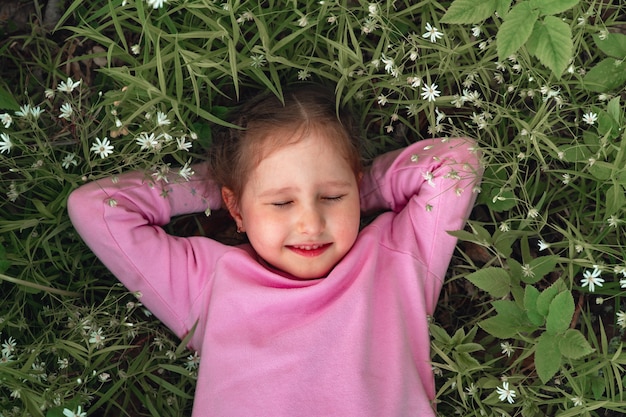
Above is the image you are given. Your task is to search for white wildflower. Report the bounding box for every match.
[178,160,194,181]
[500,341,514,357]
[496,381,516,404]
[57,77,81,93]
[62,153,79,169]
[422,22,444,43]
[571,396,584,407]
[607,215,621,227]
[59,102,73,120]
[176,136,192,151]
[616,311,626,329]
[0,112,12,128]
[146,0,167,9]
[155,111,170,126]
[62,406,87,417]
[527,208,539,218]
[421,83,440,102]
[581,266,604,292]
[136,132,160,151]
[0,132,13,154]
[185,352,200,372]
[131,44,141,55]
[90,137,114,159]
[582,112,598,125]
[538,240,550,251]
[1,337,16,356]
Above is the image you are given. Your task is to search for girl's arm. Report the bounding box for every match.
[67,164,224,339]
[359,137,483,310]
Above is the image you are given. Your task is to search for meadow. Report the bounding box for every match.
[0,0,625,415]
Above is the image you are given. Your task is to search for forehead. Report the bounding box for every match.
[245,129,357,191]
[246,122,352,170]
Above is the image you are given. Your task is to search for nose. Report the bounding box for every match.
[296,204,325,235]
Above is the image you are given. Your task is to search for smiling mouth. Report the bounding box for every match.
[287,243,332,257]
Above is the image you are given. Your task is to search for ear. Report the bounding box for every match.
[221,187,245,232]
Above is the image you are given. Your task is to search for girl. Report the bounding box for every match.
[68,85,482,416]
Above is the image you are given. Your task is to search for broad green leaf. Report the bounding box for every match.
[597,108,620,138]
[546,290,574,335]
[535,332,562,383]
[453,351,482,370]
[479,314,518,338]
[429,323,453,345]
[558,329,594,359]
[497,2,539,60]
[524,285,545,326]
[589,161,613,181]
[526,16,573,78]
[591,375,606,399]
[495,0,513,18]
[536,279,566,316]
[522,255,559,284]
[0,84,19,110]
[466,267,511,298]
[606,97,623,126]
[441,0,497,24]
[455,342,485,354]
[606,185,626,217]
[480,300,533,338]
[488,189,517,212]
[583,58,626,92]
[593,32,626,58]
[529,0,580,16]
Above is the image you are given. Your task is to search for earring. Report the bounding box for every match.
[236,225,243,233]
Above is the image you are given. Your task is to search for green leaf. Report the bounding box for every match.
[558,329,594,359]
[495,0,513,18]
[583,58,626,92]
[524,285,545,326]
[441,0,497,24]
[0,84,19,110]
[455,342,485,354]
[546,290,574,335]
[497,2,539,60]
[535,332,562,383]
[453,351,482,371]
[526,16,573,77]
[606,97,623,126]
[480,300,533,338]
[488,189,517,212]
[593,32,626,58]
[606,184,626,217]
[529,0,580,16]
[429,323,453,345]
[522,255,559,284]
[466,267,511,298]
[536,279,566,316]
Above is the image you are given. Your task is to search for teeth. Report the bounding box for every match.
[294,244,322,250]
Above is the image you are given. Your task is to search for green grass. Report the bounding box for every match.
[0,0,625,416]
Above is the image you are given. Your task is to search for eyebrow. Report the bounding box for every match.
[258,180,354,198]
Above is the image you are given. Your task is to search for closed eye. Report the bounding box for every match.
[323,195,345,202]
[271,201,293,208]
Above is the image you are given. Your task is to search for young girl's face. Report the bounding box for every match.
[223,130,361,279]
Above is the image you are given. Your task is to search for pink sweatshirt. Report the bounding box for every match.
[68,137,481,416]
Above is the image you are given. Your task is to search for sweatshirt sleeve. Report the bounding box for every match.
[360,137,483,311]
[67,163,225,340]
